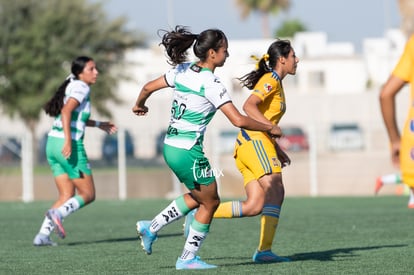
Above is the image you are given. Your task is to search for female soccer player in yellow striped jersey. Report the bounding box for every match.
[380,34,414,208]
[213,39,299,262]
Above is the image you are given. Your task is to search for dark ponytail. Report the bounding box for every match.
[158,25,227,66]
[43,56,93,117]
[43,79,71,117]
[238,39,292,90]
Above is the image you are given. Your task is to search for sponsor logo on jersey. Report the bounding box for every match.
[190,63,202,72]
[219,88,227,99]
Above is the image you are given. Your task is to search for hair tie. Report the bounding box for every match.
[250,55,261,70]
[66,73,75,82]
[251,54,269,70]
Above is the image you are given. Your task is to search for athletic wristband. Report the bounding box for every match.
[95,121,101,127]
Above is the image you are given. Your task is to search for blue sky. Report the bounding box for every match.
[102,0,401,49]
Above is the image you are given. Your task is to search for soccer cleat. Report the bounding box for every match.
[176,256,217,270]
[136,220,157,255]
[183,209,197,238]
[252,250,291,263]
[374,177,383,195]
[46,209,66,239]
[33,233,57,247]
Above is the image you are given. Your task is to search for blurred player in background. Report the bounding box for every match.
[33,56,117,246]
[379,34,414,209]
[375,173,414,208]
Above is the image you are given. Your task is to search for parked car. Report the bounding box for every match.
[156,129,240,155]
[278,126,309,152]
[155,130,167,156]
[38,133,48,162]
[328,123,364,151]
[0,137,21,162]
[102,130,134,163]
[219,130,239,153]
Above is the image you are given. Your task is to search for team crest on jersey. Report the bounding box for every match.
[410,119,414,132]
[264,83,272,93]
[272,157,280,167]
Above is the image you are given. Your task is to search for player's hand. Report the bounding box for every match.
[275,141,291,168]
[61,141,72,159]
[132,105,148,116]
[268,125,282,138]
[98,122,118,135]
[390,140,401,168]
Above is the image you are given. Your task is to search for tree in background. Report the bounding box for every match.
[234,0,290,38]
[275,19,307,38]
[0,0,144,158]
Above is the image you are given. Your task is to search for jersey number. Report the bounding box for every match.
[171,100,186,120]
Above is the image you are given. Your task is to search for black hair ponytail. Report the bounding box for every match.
[43,79,71,117]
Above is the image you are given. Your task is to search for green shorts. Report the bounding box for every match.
[46,136,91,179]
[163,143,215,190]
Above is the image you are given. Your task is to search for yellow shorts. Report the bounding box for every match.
[400,119,414,187]
[234,137,282,186]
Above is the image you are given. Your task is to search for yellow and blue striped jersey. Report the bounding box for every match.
[237,71,285,144]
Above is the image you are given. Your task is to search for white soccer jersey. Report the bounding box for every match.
[48,80,91,141]
[164,62,232,149]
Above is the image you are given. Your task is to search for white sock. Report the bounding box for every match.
[180,225,207,260]
[409,189,414,204]
[38,216,54,236]
[381,174,401,185]
[57,197,81,219]
[150,200,184,233]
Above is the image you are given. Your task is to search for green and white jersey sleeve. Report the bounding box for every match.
[48,80,91,141]
[164,62,232,149]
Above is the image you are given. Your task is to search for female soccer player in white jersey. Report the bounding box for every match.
[33,56,117,246]
[132,26,282,270]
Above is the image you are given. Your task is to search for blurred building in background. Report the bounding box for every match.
[1,28,411,200]
[0,29,408,159]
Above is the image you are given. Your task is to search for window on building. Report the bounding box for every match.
[308,71,325,87]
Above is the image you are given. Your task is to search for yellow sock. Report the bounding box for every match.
[258,205,280,251]
[213,201,242,218]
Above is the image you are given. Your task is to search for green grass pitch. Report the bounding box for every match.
[1,196,413,274]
